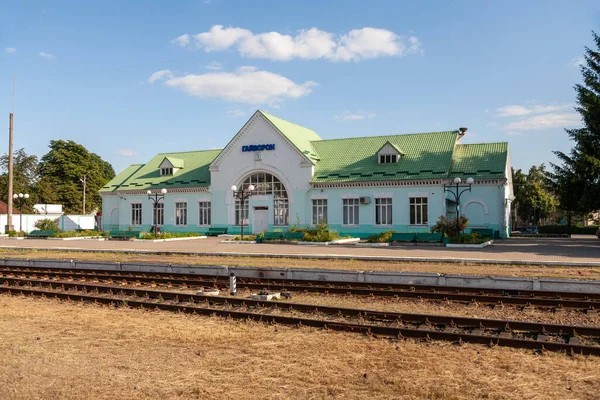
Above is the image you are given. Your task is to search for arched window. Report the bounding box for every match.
[235,172,289,226]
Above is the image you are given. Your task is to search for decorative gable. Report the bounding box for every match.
[159,157,184,176]
[377,141,404,164]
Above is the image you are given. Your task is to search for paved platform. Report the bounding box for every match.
[1,235,599,266]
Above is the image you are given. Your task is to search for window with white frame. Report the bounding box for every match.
[199,202,211,226]
[342,198,359,225]
[131,203,142,225]
[312,199,328,224]
[152,203,164,226]
[175,202,187,226]
[273,197,289,226]
[375,198,392,225]
[410,197,428,225]
[379,154,398,164]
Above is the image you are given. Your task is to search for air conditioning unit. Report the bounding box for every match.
[359,196,371,204]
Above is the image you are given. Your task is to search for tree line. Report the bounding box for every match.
[0,140,115,214]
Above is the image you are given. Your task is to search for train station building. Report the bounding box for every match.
[100,110,513,238]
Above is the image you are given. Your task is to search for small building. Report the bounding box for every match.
[100,110,513,237]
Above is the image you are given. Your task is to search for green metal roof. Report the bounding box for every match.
[100,149,220,192]
[449,142,508,180]
[259,110,322,163]
[310,131,460,182]
[162,156,184,169]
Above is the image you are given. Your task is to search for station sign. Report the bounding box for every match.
[242,144,275,152]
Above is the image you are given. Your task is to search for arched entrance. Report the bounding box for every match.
[110,208,120,229]
[235,172,289,232]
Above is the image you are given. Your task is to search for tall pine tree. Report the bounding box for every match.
[550,31,600,216]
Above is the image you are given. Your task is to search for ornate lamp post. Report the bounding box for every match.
[147,188,167,234]
[443,177,474,236]
[13,193,29,232]
[231,184,255,240]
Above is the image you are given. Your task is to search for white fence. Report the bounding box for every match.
[0,214,96,234]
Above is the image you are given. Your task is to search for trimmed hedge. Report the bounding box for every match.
[538,225,599,235]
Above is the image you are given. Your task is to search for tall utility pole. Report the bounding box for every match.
[5,77,15,233]
[80,174,87,214]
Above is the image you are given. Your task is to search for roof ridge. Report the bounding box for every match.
[157,149,222,155]
[457,142,508,146]
[311,130,459,143]
[258,110,316,133]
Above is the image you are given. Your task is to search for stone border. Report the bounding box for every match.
[133,236,207,243]
[47,237,106,241]
[219,240,257,244]
[298,237,361,246]
[446,240,494,249]
[355,242,390,247]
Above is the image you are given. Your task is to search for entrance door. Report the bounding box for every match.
[253,207,269,234]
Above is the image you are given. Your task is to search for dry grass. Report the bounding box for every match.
[1,295,599,400]
[2,248,600,281]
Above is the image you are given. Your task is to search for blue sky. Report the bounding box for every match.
[1,0,598,175]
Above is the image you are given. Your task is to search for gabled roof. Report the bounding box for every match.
[100,150,220,192]
[162,156,184,169]
[310,131,459,182]
[377,141,405,156]
[449,142,508,180]
[259,110,322,164]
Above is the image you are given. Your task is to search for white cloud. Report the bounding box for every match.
[175,25,422,62]
[148,69,174,83]
[205,61,222,70]
[155,66,317,105]
[226,108,248,118]
[572,56,585,67]
[114,149,138,157]
[39,51,56,59]
[171,34,191,48]
[5,47,16,53]
[505,113,581,131]
[334,111,376,121]
[495,103,573,117]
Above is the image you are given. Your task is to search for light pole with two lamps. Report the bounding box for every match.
[13,193,29,233]
[147,188,167,235]
[231,184,255,240]
[443,177,474,236]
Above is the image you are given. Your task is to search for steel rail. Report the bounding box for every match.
[1,265,600,311]
[1,281,599,356]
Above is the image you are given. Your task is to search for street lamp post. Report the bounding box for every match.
[147,188,167,235]
[13,193,29,233]
[443,177,475,236]
[231,184,255,240]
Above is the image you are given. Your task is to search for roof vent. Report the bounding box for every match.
[459,127,468,135]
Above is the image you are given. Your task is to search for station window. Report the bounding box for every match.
[152,203,164,226]
[175,202,187,226]
[410,197,428,225]
[131,203,142,225]
[199,202,211,226]
[342,198,359,225]
[312,199,328,224]
[375,198,392,225]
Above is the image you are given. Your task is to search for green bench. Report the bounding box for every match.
[284,231,305,241]
[27,230,58,238]
[390,233,416,243]
[108,230,140,239]
[205,227,227,236]
[415,232,444,243]
[263,231,284,240]
[470,228,494,239]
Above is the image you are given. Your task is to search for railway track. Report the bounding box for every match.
[1,276,600,355]
[1,265,599,312]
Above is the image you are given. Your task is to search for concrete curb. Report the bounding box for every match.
[446,240,494,249]
[133,236,207,243]
[1,245,600,267]
[1,257,600,293]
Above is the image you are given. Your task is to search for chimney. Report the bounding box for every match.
[459,127,468,136]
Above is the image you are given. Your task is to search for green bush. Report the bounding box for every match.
[34,218,60,231]
[233,235,256,241]
[51,230,102,238]
[430,215,468,240]
[139,231,200,240]
[366,230,396,243]
[7,230,25,237]
[538,225,599,235]
[302,221,340,242]
[450,232,487,244]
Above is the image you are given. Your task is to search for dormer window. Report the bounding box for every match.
[377,141,404,164]
[161,167,173,176]
[380,154,398,164]
[159,156,184,176]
